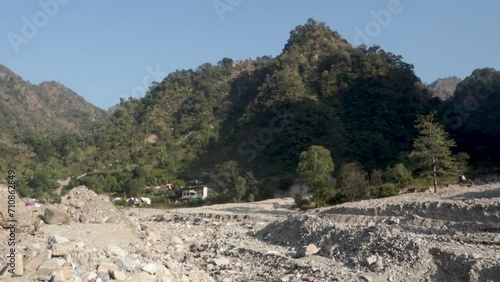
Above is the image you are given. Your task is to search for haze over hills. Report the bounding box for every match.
[0,64,107,143]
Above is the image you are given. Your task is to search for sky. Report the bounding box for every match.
[1,0,499,109]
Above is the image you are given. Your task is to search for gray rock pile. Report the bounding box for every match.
[58,186,124,224]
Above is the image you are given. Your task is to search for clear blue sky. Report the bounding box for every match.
[1,0,499,109]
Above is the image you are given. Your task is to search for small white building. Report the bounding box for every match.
[180,186,209,200]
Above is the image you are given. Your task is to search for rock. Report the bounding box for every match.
[70,201,85,209]
[126,272,155,282]
[43,208,70,225]
[52,266,73,282]
[165,257,180,273]
[24,256,44,274]
[139,223,148,231]
[96,271,110,281]
[37,275,53,281]
[104,245,128,257]
[109,269,128,281]
[170,236,183,246]
[105,216,121,223]
[97,261,119,273]
[51,242,76,256]
[79,214,88,223]
[302,275,315,282]
[365,255,377,266]
[296,244,319,258]
[37,259,61,276]
[114,258,140,272]
[146,231,160,242]
[48,235,70,244]
[359,275,373,282]
[390,227,401,236]
[75,241,85,249]
[142,263,157,274]
[213,257,230,266]
[155,264,174,282]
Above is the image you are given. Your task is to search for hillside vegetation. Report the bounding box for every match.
[3,19,500,205]
[0,64,107,189]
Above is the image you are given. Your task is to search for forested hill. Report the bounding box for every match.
[0,64,107,143]
[81,19,437,194]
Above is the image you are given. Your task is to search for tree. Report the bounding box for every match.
[384,163,412,187]
[296,145,335,205]
[409,112,463,192]
[337,162,368,202]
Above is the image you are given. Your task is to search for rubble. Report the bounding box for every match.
[0,184,499,281]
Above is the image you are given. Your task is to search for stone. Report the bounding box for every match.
[296,244,319,258]
[52,266,73,282]
[170,236,183,246]
[24,256,44,274]
[96,271,110,281]
[105,216,121,223]
[390,227,401,236]
[104,245,128,257]
[79,214,88,223]
[43,208,70,225]
[37,275,53,281]
[146,231,160,242]
[75,241,85,249]
[165,257,180,273]
[302,275,315,282]
[38,250,52,260]
[125,272,155,282]
[155,264,174,282]
[48,235,70,244]
[70,201,85,209]
[142,263,157,274]
[109,269,128,281]
[213,257,230,266]
[114,258,140,272]
[139,223,148,231]
[51,242,76,256]
[97,262,119,273]
[37,259,60,276]
[365,255,377,266]
[359,275,373,282]
[88,271,98,280]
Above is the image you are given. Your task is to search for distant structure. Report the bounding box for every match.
[180,185,209,200]
[127,197,151,206]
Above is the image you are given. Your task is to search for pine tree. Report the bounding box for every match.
[409,112,462,192]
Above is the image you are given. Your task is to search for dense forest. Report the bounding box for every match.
[2,19,499,205]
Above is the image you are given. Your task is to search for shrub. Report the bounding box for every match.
[385,163,413,187]
[378,183,399,198]
[247,193,255,202]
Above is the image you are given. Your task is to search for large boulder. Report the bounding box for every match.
[43,208,70,225]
